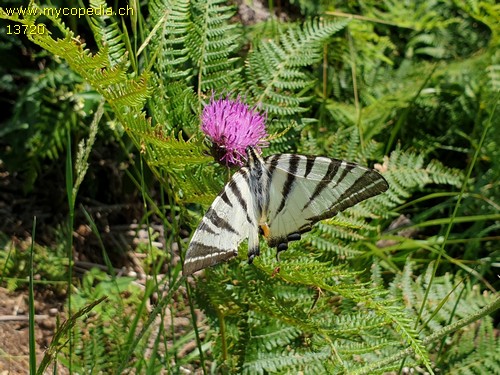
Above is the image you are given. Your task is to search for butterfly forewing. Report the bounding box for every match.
[263,154,388,247]
[183,168,259,276]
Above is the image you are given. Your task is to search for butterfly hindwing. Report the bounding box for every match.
[183,168,260,276]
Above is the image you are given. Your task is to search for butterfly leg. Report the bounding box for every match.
[248,245,260,264]
[276,242,288,261]
[275,233,301,261]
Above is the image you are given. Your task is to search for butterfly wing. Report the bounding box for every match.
[184,149,389,275]
[183,168,260,276]
[263,154,389,249]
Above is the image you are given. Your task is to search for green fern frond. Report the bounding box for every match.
[177,165,225,204]
[123,112,208,166]
[247,18,349,117]
[393,261,495,327]
[88,0,128,66]
[441,317,500,374]
[336,338,393,356]
[32,32,109,69]
[144,135,209,166]
[26,30,151,112]
[242,346,332,374]
[425,159,463,186]
[187,0,242,93]
[248,322,301,352]
[486,61,500,93]
[148,77,200,134]
[149,0,192,79]
[315,219,367,241]
[307,237,363,257]
[106,73,151,108]
[310,310,388,336]
[374,146,464,210]
[123,112,219,203]
[85,65,128,87]
[223,257,431,371]
[387,260,500,373]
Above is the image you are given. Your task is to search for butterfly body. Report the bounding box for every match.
[183,147,388,276]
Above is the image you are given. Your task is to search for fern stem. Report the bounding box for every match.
[164,175,180,367]
[325,10,414,28]
[65,130,74,373]
[197,0,210,101]
[322,44,328,99]
[217,308,228,362]
[28,217,36,374]
[347,30,363,149]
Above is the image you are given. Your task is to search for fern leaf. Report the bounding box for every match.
[187,0,242,93]
[247,18,349,116]
[242,346,332,374]
[149,0,192,79]
[88,0,128,66]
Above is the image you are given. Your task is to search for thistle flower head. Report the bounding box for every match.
[201,95,268,167]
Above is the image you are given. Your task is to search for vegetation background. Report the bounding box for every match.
[0,0,498,373]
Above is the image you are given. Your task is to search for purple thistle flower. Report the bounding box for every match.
[201,95,268,167]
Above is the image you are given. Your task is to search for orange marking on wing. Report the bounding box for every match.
[260,223,271,238]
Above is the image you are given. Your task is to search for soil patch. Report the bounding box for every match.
[0,287,67,374]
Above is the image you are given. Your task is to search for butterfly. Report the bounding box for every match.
[183,146,388,275]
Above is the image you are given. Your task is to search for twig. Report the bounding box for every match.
[0,314,49,321]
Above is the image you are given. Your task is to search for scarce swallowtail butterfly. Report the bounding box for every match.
[183,146,388,276]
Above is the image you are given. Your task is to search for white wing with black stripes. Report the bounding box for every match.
[262,153,389,250]
[183,168,261,276]
[183,147,389,276]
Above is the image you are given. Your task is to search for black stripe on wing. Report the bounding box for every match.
[263,154,279,217]
[304,160,353,211]
[204,207,239,235]
[183,242,237,276]
[310,168,388,223]
[220,190,233,207]
[263,155,388,249]
[229,169,254,225]
[274,154,300,217]
[304,157,315,178]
